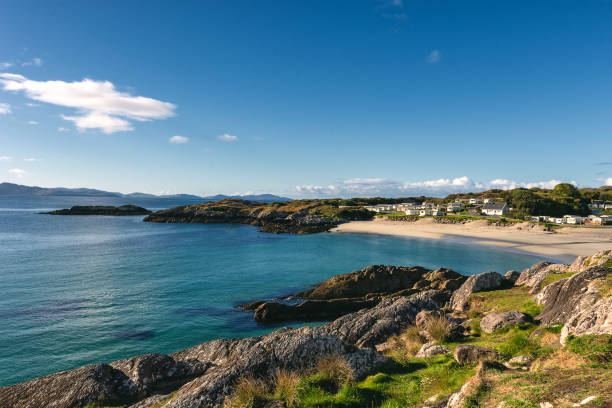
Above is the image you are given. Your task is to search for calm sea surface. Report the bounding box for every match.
[0,196,547,386]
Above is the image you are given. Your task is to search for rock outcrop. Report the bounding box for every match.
[504,270,521,283]
[242,265,465,323]
[569,249,612,272]
[560,296,612,344]
[480,310,528,333]
[515,261,570,294]
[416,342,450,358]
[43,205,152,216]
[448,271,504,312]
[536,266,611,326]
[143,199,348,234]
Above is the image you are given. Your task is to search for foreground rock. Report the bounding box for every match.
[453,345,499,365]
[536,266,611,326]
[560,296,612,344]
[43,205,152,216]
[480,310,528,333]
[143,198,361,234]
[416,342,450,358]
[515,261,570,294]
[243,265,465,323]
[448,271,505,312]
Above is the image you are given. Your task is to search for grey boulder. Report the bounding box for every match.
[448,271,504,312]
[479,310,528,333]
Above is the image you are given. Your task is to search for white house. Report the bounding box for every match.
[404,209,420,215]
[563,215,586,224]
[419,209,433,216]
[483,198,495,204]
[469,198,483,205]
[481,202,509,216]
[553,218,565,224]
[447,202,462,212]
[431,210,446,216]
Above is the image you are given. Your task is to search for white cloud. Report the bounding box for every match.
[597,177,612,186]
[426,50,441,64]
[217,133,238,142]
[57,127,69,132]
[169,135,189,144]
[0,155,12,161]
[8,168,27,178]
[295,176,576,197]
[25,102,39,107]
[0,62,13,70]
[0,102,10,114]
[24,158,39,162]
[0,73,176,134]
[21,58,43,67]
[28,120,38,125]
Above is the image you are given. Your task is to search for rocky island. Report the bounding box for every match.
[2,249,610,408]
[143,198,376,233]
[44,205,152,216]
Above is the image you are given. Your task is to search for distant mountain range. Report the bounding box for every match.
[0,182,292,202]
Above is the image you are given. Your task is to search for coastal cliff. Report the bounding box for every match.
[2,249,610,408]
[142,199,374,234]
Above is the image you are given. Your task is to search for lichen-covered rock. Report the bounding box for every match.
[560,296,612,345]
[504,355,532,368]
[319,290,448,348]
[504,270,521,283]
[515,261,570,294]
[536,266,611,326]
[449,271,504,312]
[569,249,612,272]
[480,310,528,333]
[0,363,135,408]
[453,345,499,364]
[416,342,450,357]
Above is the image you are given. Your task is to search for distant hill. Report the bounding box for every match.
[0,183,292,202]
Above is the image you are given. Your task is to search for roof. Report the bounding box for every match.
[482,202,507,210]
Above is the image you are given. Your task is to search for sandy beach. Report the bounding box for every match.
[332,218,612,262]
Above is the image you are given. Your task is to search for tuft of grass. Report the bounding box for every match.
[314,355,354,390]
[566,335,612,367]
[424,315,453,343]
[398,325,426,356]
[225,376,269,408]
[273,369,300,407]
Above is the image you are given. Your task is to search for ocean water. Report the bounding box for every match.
[0,197,547,386]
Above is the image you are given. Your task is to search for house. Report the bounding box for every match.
[585,215,612,225]
[563,215,585,224]
[419,209,433,216]
[447,202,462,212]
[469,198,483,205]
[553,218,565,224]
[483,198,495,204]
[431,210,446,216]
[404,209,420,215]
[589,200,604,209]
[455,198,470,203]
[531,216,546,222]
[481,202,509,216]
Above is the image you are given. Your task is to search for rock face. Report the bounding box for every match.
[453,345,499,365]
[504,270,521,283]
[569,249,612,272]
[448,271,504,312]
[243,265,465,323]
[560,296,612,345]
[536,266,611,326]
[480,310,529,333]
[143,199,345,234]
[515,261,571,294]
[43,205,152,216]
[416,342,450,358]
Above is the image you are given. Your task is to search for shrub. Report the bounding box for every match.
[273,369,300,407]
[424,316,452,343]
[225,376,269,408]
[315,355,354,389]
[398,325,426,356]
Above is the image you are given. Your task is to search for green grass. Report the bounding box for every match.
[467,286,542,318]
[541,272,575,286]
[566,335,612,368]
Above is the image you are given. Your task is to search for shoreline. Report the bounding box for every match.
[332,218,612,263]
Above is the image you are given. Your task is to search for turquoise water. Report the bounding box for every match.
[0,197,547,386]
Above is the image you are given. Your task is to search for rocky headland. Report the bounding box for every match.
[142,199,374,234]
[2,249,611,408]
[44,205,152,216]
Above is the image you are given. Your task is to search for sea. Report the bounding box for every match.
[0,196,549,386]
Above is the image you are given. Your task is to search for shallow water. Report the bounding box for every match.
[0,197,546,386]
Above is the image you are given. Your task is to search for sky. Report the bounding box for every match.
[1,0,611,198]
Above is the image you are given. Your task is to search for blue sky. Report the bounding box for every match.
[0,0,611,197]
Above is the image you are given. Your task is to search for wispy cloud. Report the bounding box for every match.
[426,50,441,64]
[217,133,238,142]
[0,155,12,161]
[376,0,406,19]
[0,62,13,70]
[23,158,40,162]
[21,58,43,67]
[25,102,39,107]
[8,168,27,178]
[57,127,69,132]
[169,135,189,144]
[596,177,612,186]
[295,176,575,197]
[596,161,612,166]
[0,102,10,114]
[28,120,38,125]
[0,73,176,134]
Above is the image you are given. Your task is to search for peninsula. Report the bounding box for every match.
[44,205,152,216]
